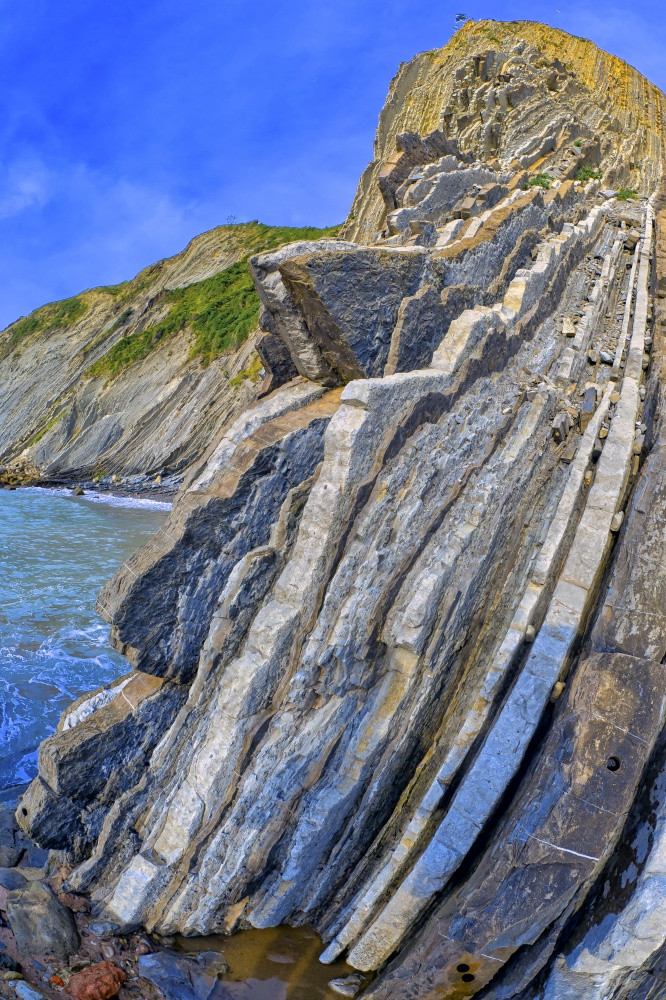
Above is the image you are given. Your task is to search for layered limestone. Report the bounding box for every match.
[16,21,666,1000]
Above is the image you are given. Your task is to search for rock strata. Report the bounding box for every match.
[15,18,666,1000]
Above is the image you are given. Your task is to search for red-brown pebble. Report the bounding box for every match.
[51,977,65,987]
[57,891,89,913]
[67,962,127,1000]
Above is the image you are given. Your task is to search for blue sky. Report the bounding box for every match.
[0,0,663,330]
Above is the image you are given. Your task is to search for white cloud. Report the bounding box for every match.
[0,157,51,220]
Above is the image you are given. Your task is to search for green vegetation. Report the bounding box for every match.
[480,25,501,42]
[573,139,583,148]
[229,354,264,388]
[115,306,134,327]
[85,326,156,378]
[4,296,88,355]
[28,410,65,447]
[524,173,554,190]
[87,221,339,378]
[617,188,639,201]
[575,166,603,182]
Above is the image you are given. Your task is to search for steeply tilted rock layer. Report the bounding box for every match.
[18,20,666,999]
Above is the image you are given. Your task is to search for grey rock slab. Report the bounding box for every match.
[137,952,233,1000]
[5,882,79,960]
[0,868,27,890]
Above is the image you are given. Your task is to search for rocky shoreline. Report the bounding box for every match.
[0,799,162,1000]
[0,799,362,1000]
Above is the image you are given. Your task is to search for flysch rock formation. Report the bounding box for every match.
[0,222,335,494]
[16,18,666,999]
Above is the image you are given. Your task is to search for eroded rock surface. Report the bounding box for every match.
[16,19,666,1000]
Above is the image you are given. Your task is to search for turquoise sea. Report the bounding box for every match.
[0,487,168,793]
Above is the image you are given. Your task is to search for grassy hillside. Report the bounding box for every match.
[3,221,340,377]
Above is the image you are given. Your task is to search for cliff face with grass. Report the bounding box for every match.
[16,19,666,1000]
[0,222,337,492]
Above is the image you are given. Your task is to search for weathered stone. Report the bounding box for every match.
[0,955,21,973]
[0,868,26,890]
[67,962,126,1000]
[137,953,222,1000]
[580,385,597,430]
[329,974,366,997]
[551,410,572,442]
[13,985,46,1000]
[5,883,79,960]
[88,920,120,939]
[277,246,428,379]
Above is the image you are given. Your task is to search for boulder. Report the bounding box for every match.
[277,246,428,379]
[0,953,21,972]
[66,962,126,1000]
[0,868,26,890]
[5,882,79,960]
[137,952,230,1000]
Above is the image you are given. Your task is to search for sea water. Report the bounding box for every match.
[0,486,168,793]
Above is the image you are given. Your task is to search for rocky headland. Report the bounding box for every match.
[0,222,337,496]
[4,17,666,1000]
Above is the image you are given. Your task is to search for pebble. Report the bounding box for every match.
[328,974,365,997]
[195,952,228,976]
[88,921,120,940]
[599,350,614,364]
[14,984,47,1000]
[587,348,599,365]
[100,944,115,961]
[0,868,27,891]
[0,955,21,974]
[3,972,23,981]
[611,511,625,532]
[550,681,565,702]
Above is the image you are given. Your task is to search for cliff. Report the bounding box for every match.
[0,221,337,493]
[16,19,666,1000]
